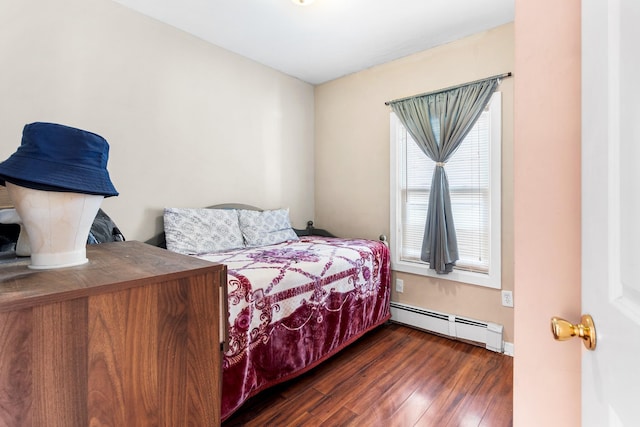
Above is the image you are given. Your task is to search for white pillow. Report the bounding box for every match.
[163,208,245,255]
[238,208,299,247]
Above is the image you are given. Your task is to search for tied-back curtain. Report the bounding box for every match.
[389,77,500,274]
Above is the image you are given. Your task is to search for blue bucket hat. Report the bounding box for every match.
[0,122,118,197]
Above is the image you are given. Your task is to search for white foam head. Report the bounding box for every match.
[6,182,103,269]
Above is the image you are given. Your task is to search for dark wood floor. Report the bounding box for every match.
[222,323,513,427]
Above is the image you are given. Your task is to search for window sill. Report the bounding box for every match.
[391,259,501,289]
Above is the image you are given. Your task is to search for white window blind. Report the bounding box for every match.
[390,92,501,288]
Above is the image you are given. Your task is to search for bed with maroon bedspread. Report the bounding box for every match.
[195,236,391,421]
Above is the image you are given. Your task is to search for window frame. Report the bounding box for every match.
[389,91,502,289]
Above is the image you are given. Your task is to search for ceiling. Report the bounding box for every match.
[112,0,514,85]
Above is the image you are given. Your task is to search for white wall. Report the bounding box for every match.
[0,0,315,242]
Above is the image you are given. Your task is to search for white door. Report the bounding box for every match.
[582,0,640,425]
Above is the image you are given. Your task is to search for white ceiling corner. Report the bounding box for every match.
[111,0,514,85]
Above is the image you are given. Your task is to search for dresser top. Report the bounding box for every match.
[0,241,223,312]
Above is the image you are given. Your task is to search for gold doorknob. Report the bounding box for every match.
[550,314,597,351]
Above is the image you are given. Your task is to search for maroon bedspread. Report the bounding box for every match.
[196,236,391,421]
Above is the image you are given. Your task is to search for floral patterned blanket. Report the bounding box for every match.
[196,236,391,421]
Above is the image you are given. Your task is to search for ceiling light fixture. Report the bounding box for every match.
[291,0,315,5]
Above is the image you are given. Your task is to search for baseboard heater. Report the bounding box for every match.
[389,301,504,353]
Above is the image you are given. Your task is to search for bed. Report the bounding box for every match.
[159,204,391,421]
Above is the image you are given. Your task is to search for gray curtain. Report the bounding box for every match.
[390,77,500,274]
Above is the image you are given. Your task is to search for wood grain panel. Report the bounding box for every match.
[124,285,159,425]
[185,272,221,424]
[158,279,189,426]
[88,285,160,426]
[0,242,224,427]
[32,299,88,427]
[88,290,128,427]
[0,310,32,427]
[0,241,221,313]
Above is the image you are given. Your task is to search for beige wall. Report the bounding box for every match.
[314,24,515,342]
[0,0,315,242]
[513,0,581,425]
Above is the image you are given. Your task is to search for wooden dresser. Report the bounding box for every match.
[0,241,226,427]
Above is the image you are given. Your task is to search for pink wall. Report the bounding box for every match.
[513,0,582,426]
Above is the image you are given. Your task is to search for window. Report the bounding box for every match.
[390,92,501,288]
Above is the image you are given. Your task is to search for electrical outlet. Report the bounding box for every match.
[501,290,514,307]
[395,279,404,293]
